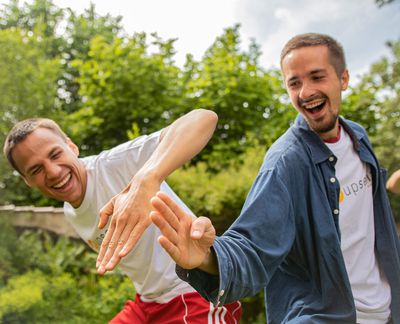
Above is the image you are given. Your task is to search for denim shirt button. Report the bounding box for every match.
[333,209,339,215]
[329,156,335,162]
[330,177,336,183]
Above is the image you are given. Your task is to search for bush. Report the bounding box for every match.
[168,145,265,234]
[0,221,135,323]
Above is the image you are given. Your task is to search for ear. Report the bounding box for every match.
[67,138,79,156]
[341,69,349,91]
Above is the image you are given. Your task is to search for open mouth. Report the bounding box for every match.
[52,173,72,190]
[302,98,326,115]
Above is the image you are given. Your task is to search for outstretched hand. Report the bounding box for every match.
[96,173,160,274]
[150,191,216,270]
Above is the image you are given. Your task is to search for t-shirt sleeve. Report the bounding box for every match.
[95,130,163,180]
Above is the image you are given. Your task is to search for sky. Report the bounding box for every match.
[4,0,400,85]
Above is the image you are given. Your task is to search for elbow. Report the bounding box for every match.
[387,182,400,194]
[197,108,218,129]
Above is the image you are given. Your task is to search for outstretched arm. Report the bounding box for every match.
[150,191,219,275]
[387,169,400,194]
[96,109,217,274]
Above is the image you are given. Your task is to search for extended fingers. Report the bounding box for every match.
[103,226,133,270]
[150,209,179,245]
[96,220,115,274]
[118,222,149,258]
[154,191,189,221]
[97,213,132,274]
[157,235,180,261]
[150,195,181,230]
[98,199,115,229]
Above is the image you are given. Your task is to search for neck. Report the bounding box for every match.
[323,125,341,143]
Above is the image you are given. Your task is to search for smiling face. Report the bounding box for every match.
[282,45,349,140]
[11,128,87,207]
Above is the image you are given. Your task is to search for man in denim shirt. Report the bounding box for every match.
[150,33,400,323]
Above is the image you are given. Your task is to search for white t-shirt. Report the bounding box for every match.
[64,131,195,303]
[326,127,391,324]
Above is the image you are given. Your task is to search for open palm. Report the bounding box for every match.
[150,191,215,269]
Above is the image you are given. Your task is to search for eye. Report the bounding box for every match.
[51,152,61,160]
[31,166,42,176]
[288,80,300,89]
[312,74,325,81]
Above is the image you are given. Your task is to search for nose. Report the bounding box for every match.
[44,161,62,179]
[299,81,316,100]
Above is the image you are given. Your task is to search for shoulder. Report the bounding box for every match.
[101,130,162,159]
[342,118,368,137]
[81,131,162,165]
[261,127,308,173]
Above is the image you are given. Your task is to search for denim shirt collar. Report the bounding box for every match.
[292,114,364,165]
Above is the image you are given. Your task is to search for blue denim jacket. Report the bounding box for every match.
[179,115,400,323]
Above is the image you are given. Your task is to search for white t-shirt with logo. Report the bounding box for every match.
[325,127,391,324]
[64,131,195,303]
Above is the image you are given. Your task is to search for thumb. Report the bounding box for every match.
[98,198,115,229]
[191,216,212,239]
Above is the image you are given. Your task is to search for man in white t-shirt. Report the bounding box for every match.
[3,109,242,323]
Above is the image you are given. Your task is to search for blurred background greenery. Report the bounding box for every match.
[0,0,399,322]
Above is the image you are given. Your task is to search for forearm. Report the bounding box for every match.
[387,170,400,194]
[136,109,217,182]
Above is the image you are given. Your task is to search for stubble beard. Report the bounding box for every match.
[307,111,339,136]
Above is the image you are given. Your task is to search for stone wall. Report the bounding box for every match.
[0,205,79,238]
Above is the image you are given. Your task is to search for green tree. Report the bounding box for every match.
[375,0,398,7]
[0,1,124,205]
[346,39,400,221]
[0,0,65,57]
[68,33,182,156]
[178,25,293,169]
[0,27,62,206]
[58,3,124,113]
[0,0,124,113]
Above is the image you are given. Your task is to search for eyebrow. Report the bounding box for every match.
[309,68,326,75]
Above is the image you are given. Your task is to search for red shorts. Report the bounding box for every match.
[109,291,242,324]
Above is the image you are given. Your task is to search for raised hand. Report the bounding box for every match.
[96,172,159,274]
[150,191,216,271]
[96,109,218,274]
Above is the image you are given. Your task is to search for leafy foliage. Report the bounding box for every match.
[0,218,134,323]
[352,39,400,221]
[0,27,63,207]
[0,1,399,322]
[168,145,264,234]
[68,33,182,155]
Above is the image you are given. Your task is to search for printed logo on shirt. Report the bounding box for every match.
[339,173,372,203]
[86,229,107,252]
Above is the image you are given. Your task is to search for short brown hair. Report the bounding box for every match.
[3,118,68,174]
[280,33,346,77]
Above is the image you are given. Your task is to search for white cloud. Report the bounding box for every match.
[235,0,400,83]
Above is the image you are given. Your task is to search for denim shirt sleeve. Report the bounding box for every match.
[178,168,296,305]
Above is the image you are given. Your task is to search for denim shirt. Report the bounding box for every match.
[178,115,400,323]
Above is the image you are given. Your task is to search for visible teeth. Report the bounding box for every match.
[53,173,71,189]
[304,99,325,109]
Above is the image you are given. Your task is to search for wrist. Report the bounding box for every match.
[135,166,164,185]
[198,248,219,275]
